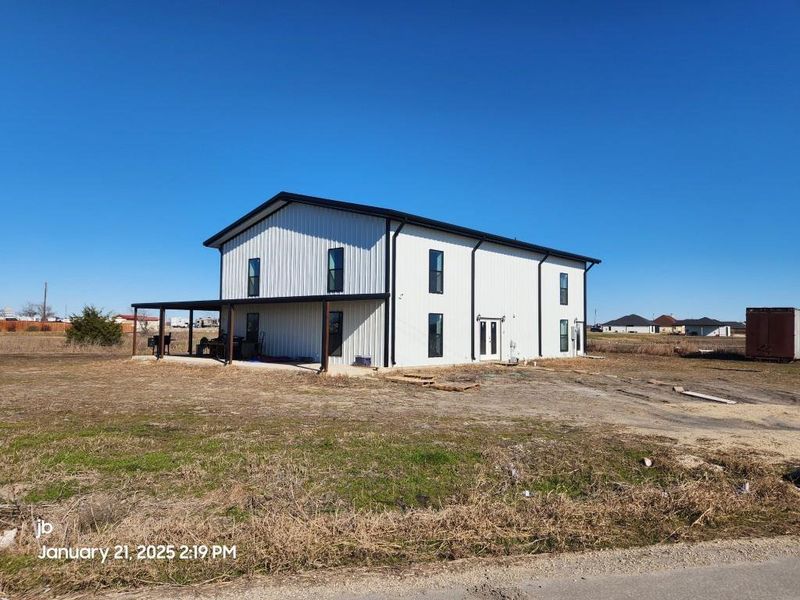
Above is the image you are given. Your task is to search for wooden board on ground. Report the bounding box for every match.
[385,376,434,386]
[431,381,480,392]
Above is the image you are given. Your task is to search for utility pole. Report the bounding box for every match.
[42,282,48,323]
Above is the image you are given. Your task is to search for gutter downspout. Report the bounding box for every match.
[383,218,391,368]
[390,221,406,366]
[537,252,550,357]
[218,247,223,300]
[470,239,485,361]
[583,261,596,355]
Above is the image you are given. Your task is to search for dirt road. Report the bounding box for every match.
[106,537,800,600]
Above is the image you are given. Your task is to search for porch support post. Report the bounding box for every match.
[227,304,235,364]
[188,309,194,355]
[321,300,330,372]
[157,307,166,359]
[132,307,138,356]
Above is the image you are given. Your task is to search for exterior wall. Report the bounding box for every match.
[685,325,730,337]
[604,325,657,334]
[540,256,587,357]
[220,203,387,299]
[474,242,538,362]
[392,226,586,366]
[393,224,473,367]
[224,300,385,366]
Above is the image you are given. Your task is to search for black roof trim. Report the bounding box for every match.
[132,293,389,311]
[203,191,601,264]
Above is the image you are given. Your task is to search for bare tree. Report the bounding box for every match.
[19,301,55,321]
[137,310,152,335]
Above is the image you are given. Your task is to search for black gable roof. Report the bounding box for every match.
[601,314,655,327]
[203,191,601,264]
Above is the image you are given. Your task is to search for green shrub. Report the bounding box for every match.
[66,306,122,346]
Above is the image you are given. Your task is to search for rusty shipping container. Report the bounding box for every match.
[745,307,800,361]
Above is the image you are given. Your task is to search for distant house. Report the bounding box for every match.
[601,314,657,334]
[653,314,683,334]
[1,306,17,320]
[722,321,746,336]
[676,317,731,337]
[115,313,160,332]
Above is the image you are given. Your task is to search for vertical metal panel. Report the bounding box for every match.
[228,300,384,366]
[474,242,538,362]
[394,225,473,366]
[539,256,586,357]
[221,203,386,299]
[746,307,799,360]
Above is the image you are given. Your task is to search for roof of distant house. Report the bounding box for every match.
[601,314,655,327]
[722,320,745,328]
[674,317,723,326]
[653,314,677,326]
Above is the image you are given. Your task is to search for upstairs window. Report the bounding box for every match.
[428,313,443,357]
[328,248,344,293]
[248,258,260,297]
[560,319,569,352]
[429,249,444,294]
[559,273,568,305]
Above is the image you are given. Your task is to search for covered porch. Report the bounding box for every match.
[130,293,388,372]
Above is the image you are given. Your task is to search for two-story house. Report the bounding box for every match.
[133,192,600,369]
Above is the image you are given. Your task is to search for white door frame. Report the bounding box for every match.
[478,317,502,361]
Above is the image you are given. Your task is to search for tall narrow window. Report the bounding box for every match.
[559,273,568,305]
[479,321,486,355]
[429,249,444,294]
[246,313,259,343]
[328,248,344,293]
[328,311,343,357]
[428,313,443,357]
[560,319,569,352]
[248,258,260,297]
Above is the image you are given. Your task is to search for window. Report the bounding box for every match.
[428,313,443,357]
[328,311,343,357]
[246,313,259,343]
[490,321,497,354]
[479,321,486,355]
[560,319,569,352]
[328,248,344,292]
[248,258,260,297]
[560,273,568,305]
[429,249,444,294]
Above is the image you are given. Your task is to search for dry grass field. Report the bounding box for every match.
[1,335,799,596]
[588,331,746,357]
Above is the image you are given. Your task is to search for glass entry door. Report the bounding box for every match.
[478,319,500,360]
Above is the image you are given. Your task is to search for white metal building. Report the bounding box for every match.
[133,192,600,369]
[600,314,657,334]
[677,318,731,337]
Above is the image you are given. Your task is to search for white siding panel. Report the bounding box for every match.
[540,256,586,357]
[221,203,386,299]
[223,300,385,366]
[393,225,473,367]
[329,299,385,366]
[474,242,538,362]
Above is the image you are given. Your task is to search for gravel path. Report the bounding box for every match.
[105,537,800,600]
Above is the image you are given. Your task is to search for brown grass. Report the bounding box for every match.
[588,332,746,357]
[1,355,798,596]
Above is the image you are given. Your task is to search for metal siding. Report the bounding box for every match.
[394,224,473,366]
[540,257,586,357]
[220,203,386,299]
[329,299,385,366]
[225,300,384,365]
[474,242,538,362]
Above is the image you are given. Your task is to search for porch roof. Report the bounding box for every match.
[131,293,388,311]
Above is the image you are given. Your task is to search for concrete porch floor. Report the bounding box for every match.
[131,354,379,377]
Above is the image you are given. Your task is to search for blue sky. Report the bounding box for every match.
[2,1,798,322]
